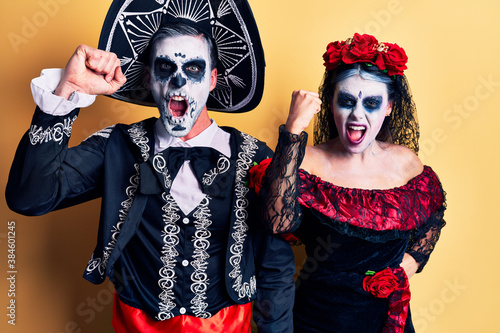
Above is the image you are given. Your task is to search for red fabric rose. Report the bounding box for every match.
[323,41,347,71]
[343,33,378,64]
[360,267,411,332]
[381,43,408,76]
[247,158,272,195]
[384,267,411,333]
[321,33,408,76]
[362,268,399,298]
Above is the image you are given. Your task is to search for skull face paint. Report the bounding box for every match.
[332,75,392,154]
[150,34,215,137]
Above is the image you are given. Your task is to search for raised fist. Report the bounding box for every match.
[54,44,127,99]
[285,90,322,135]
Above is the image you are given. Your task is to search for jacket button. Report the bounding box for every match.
[182,218,190,224]
[179,307,186,314]
[182,260,189,267]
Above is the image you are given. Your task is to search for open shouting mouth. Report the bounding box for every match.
[168,95,189,118]
[347,125,366,143]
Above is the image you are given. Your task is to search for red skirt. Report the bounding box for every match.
[112,292,252,332]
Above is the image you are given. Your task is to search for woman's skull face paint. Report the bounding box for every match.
[150,34,214,137]
[332,75,391,154]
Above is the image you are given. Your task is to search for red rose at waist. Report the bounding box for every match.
[363,268,399,298]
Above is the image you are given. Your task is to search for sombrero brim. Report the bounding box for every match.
[98,0,265,113]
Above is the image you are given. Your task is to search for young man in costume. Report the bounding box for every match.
[6,1,294,332]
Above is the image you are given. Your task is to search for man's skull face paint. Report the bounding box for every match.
[150,35,214,137]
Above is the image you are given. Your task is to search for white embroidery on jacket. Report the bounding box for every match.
[128,122,150,161]
[152,154,172,190]
[202,156,231,186]
[29,115,77,145]
[156,193,181,320]
[229,132,258,299]
[190,197,212,318]
[84,125,116,140]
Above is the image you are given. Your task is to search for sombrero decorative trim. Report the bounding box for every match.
[98,0,265,113]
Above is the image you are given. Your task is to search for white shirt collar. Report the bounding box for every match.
[154,118,231,157]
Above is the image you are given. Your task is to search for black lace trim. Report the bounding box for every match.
[260,125,307,234]
[407,203,446,272]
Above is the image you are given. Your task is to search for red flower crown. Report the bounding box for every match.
[322,33,408,76]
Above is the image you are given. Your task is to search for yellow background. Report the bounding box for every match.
[1,0,499,332]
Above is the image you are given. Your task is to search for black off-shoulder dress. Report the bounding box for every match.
[255,126,446,333]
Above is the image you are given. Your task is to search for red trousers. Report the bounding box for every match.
[112,292,252,332]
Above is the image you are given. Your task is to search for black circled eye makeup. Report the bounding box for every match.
[337,92,356,109]
[154,58,177,81]
[337,91,384,112]
[363,96,383,111]
[183,59,206,82]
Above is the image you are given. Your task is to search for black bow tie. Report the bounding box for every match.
[138,146,235,198]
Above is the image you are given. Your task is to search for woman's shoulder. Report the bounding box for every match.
[300,145,323,173]
[301,142,332,173]
[383,143,424,183]
[305,141,423,179]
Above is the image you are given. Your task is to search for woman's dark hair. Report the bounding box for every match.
[314,63,420,154]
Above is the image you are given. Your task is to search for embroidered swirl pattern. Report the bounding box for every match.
[202,156,231,186]
[190,197,212,318]
[229,132,258,299]
[128,122,150,161]
[29,115,77,145]
[157,193,181,320]
[153,154,172,190]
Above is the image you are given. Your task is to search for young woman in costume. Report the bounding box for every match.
[250,33,446,332]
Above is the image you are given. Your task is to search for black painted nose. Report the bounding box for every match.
[171,74,187,88]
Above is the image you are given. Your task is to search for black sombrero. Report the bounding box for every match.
[98,0,265,113]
